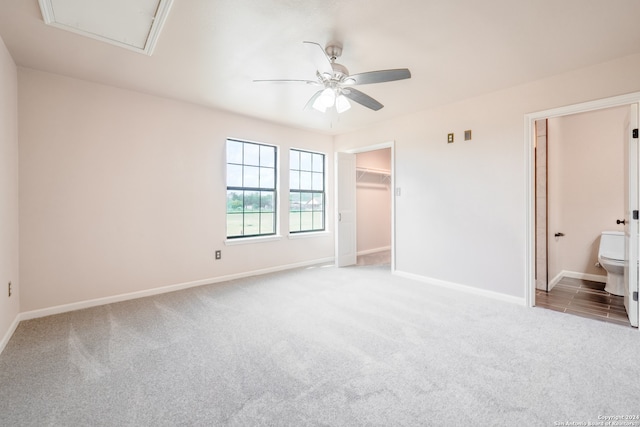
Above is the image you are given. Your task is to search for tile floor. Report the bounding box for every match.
[536,277,631,327]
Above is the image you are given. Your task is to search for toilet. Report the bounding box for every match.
[597,231,625,296]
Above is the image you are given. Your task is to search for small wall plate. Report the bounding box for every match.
[447,133,454,143]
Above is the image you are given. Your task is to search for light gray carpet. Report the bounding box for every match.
[1,263,639,426]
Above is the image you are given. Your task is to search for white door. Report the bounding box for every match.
[624,103,639,327]
[335,152,357,267]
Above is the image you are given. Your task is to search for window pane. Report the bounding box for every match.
[260,191,274,212]
[260,166,275,189]
[312,153,324,172]
[243,212,260,235]
[313,211,324,230]
[312,193,324,212]
[300,192,312,211]
[227,164,243,187]
[290,170,299,190]
[244,166,259,188]
[227,190,243,213]
[300,212,313,231]
[244,143,260,166]
[260,212,275,234]
[300,151,312,171]
[227,213,244,237]
[260,145,275,167]
[300,171,312,190]
[244,191,260,211]
[227,140,243,164]
[289,192,301,212]
[311,172,323,191]
[289,212,301,232]
[290,150,299,170]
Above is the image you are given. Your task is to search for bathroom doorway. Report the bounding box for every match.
[526,93,640,328]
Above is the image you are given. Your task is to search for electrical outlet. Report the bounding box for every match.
[215,250,222,260]
[8,281,11,298]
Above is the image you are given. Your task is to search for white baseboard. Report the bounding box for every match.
[393,270,526,306]
[543,270,607,292]
[548,272,564,291]
[18,257,335,322]
[0,314,21,355]
[561,270,607,283]
[357,246,391,256]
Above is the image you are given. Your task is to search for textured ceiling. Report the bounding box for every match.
[1,0,640,135]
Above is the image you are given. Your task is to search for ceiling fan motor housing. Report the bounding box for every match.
[324,44,348,79]
[330,62,349,79]
[325,44,342,60]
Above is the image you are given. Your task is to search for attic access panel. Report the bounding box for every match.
[38,0,173,55]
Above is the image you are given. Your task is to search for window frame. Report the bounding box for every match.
[225,138,278,239]
[289,148,326,234]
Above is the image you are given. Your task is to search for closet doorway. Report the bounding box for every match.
[354,146,393,269]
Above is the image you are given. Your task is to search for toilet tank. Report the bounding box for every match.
[599,231,625,260]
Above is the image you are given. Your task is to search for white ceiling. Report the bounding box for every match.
[1,0,640,135]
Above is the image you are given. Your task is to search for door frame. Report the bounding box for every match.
[337,141,396,272]
[525,92,640,315]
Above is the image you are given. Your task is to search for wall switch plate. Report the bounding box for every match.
[395,188,401,196]
[215,250,221,260]
[447,133,454,143]
[464,130,472,141]
[8,281,11,297]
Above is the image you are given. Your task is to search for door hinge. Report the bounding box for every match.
[634,210,639,220]
[633,128,638,139]
[634,291,638,302]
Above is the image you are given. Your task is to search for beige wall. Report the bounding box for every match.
[335,53,640,298]
[10,49,640,315]
[18,68,334,312]
[547,106,628,281]
[356,149,391,254]
[0,36,19,347]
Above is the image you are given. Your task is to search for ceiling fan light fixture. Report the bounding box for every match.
[318,87,336,108]
[312,96,328,112]
[335,94,351,113]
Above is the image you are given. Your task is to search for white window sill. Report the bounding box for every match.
[288,230,331,240]
[225,235,283,245]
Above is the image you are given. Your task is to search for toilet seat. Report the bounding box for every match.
[600,254,624,263]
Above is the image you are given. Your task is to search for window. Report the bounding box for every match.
[289,149,325,233]
[226,139,277,238]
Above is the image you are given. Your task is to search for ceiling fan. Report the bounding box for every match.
[254,41,411,113]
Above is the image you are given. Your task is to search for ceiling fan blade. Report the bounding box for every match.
[303,41,333,75]
[253,79,320,85]
[304,89,324,110]
[342,88,383,111]
[344,69,411,85]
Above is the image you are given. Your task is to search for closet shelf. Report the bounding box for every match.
[356,167,391,184]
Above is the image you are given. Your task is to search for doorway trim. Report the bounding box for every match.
[342,141,396,272]
[525,91,640,308]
